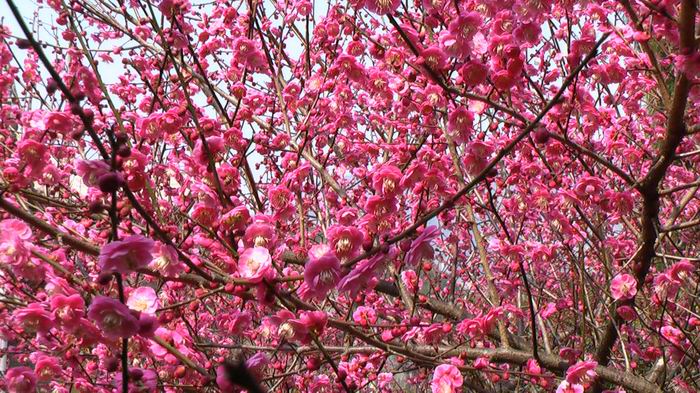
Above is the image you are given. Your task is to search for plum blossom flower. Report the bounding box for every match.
[114,368,157,393]
[216,365,235,392]
[238,247,273,283]
[99,235,155,274]
[245,352,269,377]
[220,205,251,233]
[233,37,266,71]
[5,367,37,393]
[243,215,277,248]
[13,303,54,334]
[431,364,463,393]
[327,224,363,259]
[304,244,341,299]
[288,310,328,344]
[353,306,377,326]
[50,294,84,330]
[127,287,159,314]
[556,381,584,393]
[371,164,402,197]
[148,242,183,277]
[87,296,140,339]
[405,226,440,265]
[565,360,597,385]
[34,355,61,381]
[365,0,400,15]
[75,159,111,188]
[447,106,474,142]
[616,305,637,321]
[610,274,637,301]
[338,248,397,294]
[42,111,76,134]
[668,259,694,282]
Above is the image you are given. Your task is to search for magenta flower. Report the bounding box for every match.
[238,247,273,283]
[364,0,400,15]
[127,286,159,314]
[610,273,637,301]
[34,355,61,381]
[304,245,341,299]
[220,205,251,233]
[148,242,183,277]
[352,306,377,326]
[42,111,76,134]
[405,225,440,265]
[98,235,155,274]
[216,365,236,392]
[448,107,474,142]
[87,296,139,339]
[288,310,328,344]
[327,224,363,260]
[13,303,54,334]
[616,305,637,322]
[338,248,396,294]
[556,381,584,393]
[245,352,269,377]
[243,216,277,248]
[75,159,111,187]
[5,367,37,393]
[668,259,694,282]
[565,360,598,385]
[50,294,84,330]
[114,368,157,393]
[0,219,32,240]
[431,364,463,393]
[371,164,402,197]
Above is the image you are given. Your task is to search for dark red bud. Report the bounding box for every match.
[16,38,31,49]
[98,172,122,193]
[97,271,113,285]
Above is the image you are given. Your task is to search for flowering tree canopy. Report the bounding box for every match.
[0,0,699,392]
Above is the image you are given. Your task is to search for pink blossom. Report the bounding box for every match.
[114,368,158,392]
[448,106,474,142]
[668,259,694,282]
[34,355,61,381]
[405,225,440,265]
[87,296,140,339]
[327,224,364,260]
[565,360,598,385]
[610,274,637,301]
[50,294,84,329]
[371,164,402,197]
[5,367,37,393]
[238,247,273,282]
[98,235,155,274]
[75,159,111,187]
[352,306,377,326]
[127,286,159,314]
[0,219,32,240]
[431,364,463,393]
[288,310,328,344]
[216,365,235,392]
[42,111,76,134]
[364,0,400,15]
[616,305,637,322]
[304,244,341,299]
[220,205,251,233]
[243,216,277,248]
[557,381,584,393]
[148,242,183,277]
[13,303,54,334]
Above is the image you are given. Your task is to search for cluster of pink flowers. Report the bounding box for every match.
[1,0,699,391]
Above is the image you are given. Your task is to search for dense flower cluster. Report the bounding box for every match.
[0,0,699,392]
